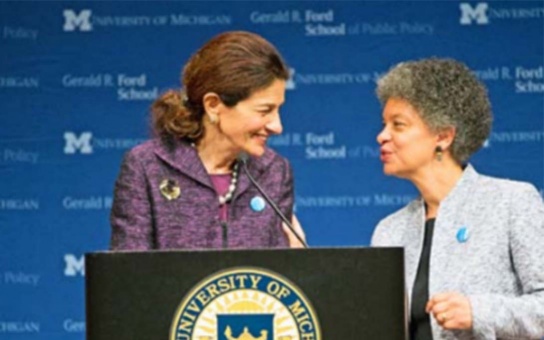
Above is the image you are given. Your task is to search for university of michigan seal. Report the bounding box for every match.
[170,267,321,340]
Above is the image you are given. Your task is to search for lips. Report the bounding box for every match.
[380,149,393,162]
[253,133,268,143]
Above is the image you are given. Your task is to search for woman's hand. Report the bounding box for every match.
[426,292,473,330]
[282,214,306,248]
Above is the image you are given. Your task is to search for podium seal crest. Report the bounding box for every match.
[170,267,321,340]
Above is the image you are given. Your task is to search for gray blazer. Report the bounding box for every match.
[372,165,544,339]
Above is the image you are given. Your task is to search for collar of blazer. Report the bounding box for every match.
[416,164,481,290]
[152,137,278,199]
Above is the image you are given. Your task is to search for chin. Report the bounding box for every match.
[382,164,399,177]
[243,145,266,158]
[384,167,412,180]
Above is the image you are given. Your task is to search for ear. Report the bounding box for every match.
[202,92,223,115]
[202,92,224,124]
[436,126,456,151]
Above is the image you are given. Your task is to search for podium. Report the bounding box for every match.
[86,247,406,339]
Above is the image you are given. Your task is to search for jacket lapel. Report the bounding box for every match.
[430,165,480,292]
[152,138,214,189]
[152,139,278,196]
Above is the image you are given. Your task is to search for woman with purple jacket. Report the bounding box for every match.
[110,31,305,250]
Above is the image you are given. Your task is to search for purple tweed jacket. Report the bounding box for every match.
[110,138,293,250]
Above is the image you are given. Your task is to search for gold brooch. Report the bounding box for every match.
[159,179,180,201]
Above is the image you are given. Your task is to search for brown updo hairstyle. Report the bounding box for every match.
[151,31,290,142]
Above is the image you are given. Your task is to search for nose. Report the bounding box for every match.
[377,125,390,145]
[266,113,283,135]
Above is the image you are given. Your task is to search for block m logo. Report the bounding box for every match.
[460,3,489,25]
[64,254,85,276]
[63,9,93,31]
[64,132,93,154]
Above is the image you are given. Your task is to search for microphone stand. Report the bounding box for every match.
[238,154,308,248]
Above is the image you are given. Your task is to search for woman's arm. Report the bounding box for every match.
[110,150,154,250]
[282,214,307,248]
[272,156,294,247]
[468,183,544,338]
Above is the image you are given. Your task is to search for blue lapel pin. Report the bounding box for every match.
[250,196,266,212]
[456,226,469,243]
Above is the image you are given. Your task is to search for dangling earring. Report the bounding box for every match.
[435,146,443,162]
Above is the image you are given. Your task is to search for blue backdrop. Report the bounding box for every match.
[1,1,543,338]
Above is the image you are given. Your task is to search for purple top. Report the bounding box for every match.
[210,173,231,221]
[110,138,293,250]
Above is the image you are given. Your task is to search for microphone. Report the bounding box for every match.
[237,152,308,248]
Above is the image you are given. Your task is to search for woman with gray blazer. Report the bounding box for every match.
[372,58,544,339]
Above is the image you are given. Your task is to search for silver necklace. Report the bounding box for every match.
[218,162,239,205]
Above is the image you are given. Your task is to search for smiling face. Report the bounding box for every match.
[377,97,440,179]
[216,79,286,157]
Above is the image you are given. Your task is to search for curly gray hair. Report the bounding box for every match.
[376,58,492,163]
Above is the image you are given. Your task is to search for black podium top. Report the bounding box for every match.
[86,247,406,340]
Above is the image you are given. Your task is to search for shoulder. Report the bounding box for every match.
[253,147,291,173]
[372,199,421,246]
[115,139,178,180]
[123,138,185,167]
[259,147,289,166]
[475,172,542,203]
[378,199,421,228]
[463,168,543,228]
[117,139,155,170]
[125,138,163,159]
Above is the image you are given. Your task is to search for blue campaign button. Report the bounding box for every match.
[250,196,266,212]
[456,227,469,243]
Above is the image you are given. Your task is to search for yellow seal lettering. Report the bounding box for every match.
[267,281,291,299]
[186,300,200,314]
[289,300,315,335]
[301,333,316,340]
[289,299,305,316]
[235,274,249,288]
[278,285,291,299]
[195,290,210,306]
[267,281,280,296]
[177,318,194,333]
[205,283,221,300]
[182,310,196,322]
[249,274,262,289]
[299,319,314,332]
[217,277,234,293]
[298,312,310,323]
[228,274,236,288]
